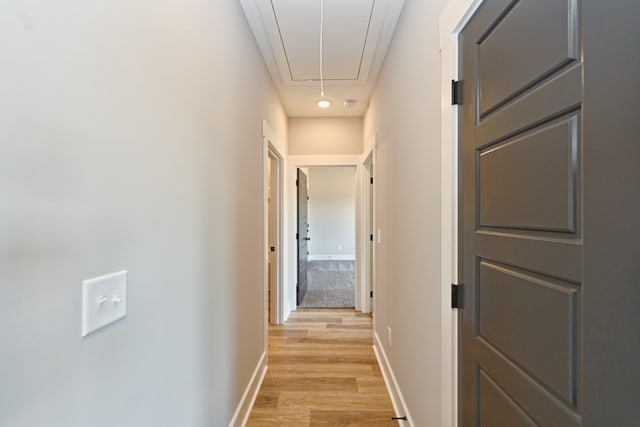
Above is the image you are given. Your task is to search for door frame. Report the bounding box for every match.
[286,155,365,316]
[295,168,309,306]
[360,149,375,314]
[439,1,484,426]
[263,121,285,332]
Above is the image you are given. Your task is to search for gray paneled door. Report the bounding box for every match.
[297,169,309,306]
[459,0,640,425]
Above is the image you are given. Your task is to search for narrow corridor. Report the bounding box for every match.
[247,309,396,426]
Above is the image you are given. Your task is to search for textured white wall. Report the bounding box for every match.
[307,167,356,258]
[364,0,448,425]
[0,0,286,425]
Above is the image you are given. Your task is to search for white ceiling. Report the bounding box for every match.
[240,0,405,117]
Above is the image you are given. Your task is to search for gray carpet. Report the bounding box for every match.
[299,260,355,308]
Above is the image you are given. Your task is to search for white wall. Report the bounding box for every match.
[307,167,357,259]
[289,117,363,155]
[0,0,286,425]
[363,0,449,425]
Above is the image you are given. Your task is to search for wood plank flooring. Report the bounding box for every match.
[247,309,397,426]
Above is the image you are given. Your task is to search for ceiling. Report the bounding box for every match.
[240,0,405,117]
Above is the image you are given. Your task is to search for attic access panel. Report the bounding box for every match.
[271,0,374,82]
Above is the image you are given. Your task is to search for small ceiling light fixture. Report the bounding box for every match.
[344,99,356,108]
[317,99,332,108]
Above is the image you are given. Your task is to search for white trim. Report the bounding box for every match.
[370,139,377,317]
[308,254,356,261]
[288,154,363,166]
[438,1,485,426]
[228,352,268,427]
[359,148,374,314]
[263,120,286,326]
[355,160,363,312]
[373,333,412,427]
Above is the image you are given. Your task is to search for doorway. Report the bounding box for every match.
[264,122,284,326]
[296,168,309,306]
[297,166,357,309]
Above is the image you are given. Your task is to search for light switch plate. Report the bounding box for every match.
[81,270,127,337]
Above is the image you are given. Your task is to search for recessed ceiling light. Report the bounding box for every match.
[317,99,331,108]
[344,99,356,108]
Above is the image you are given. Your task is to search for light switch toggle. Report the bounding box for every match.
[97,295,108,309]
[112,294,122,305]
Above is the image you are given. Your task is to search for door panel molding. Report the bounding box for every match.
[477,64,582,147]
[477,337,582,427]
[477,0,580,117]
[478,260,579,404]
[479,114,579,233]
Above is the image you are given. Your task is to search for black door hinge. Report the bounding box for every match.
[451,80,462,105]
[296,179,299,187]
[370,291,373,298]
[370,234,374,241]
[370,177,374,184]
[296,233,299,240]
[452,284,462,309]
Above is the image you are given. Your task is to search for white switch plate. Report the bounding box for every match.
[81,270,127,337]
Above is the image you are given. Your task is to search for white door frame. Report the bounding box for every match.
[286,155,365,315]
[263,121,285,336]
[361,149,375,314]
[439,0,484,425]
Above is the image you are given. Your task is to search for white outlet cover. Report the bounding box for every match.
[81,270,127,337]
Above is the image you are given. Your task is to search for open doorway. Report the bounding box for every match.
[297,166,357,308]
[263,121,284,327]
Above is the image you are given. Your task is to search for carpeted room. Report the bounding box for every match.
[298,166,357,308]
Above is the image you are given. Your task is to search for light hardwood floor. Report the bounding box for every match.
[247,309,397,426]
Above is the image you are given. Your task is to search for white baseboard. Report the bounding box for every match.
[308,254,356,261]
[228,351,268,427]
[373,333,414,427]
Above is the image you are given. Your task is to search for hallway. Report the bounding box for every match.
[247,309,396,426]
[4,0,639,425]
